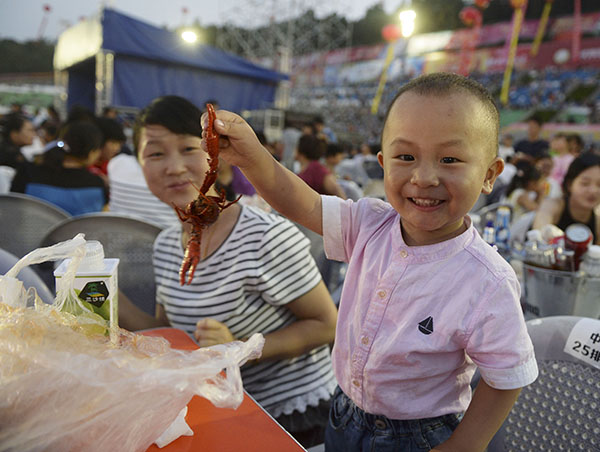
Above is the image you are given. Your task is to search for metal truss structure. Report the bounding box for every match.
[215,0,353,67]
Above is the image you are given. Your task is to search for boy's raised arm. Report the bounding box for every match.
[208,110,324,235]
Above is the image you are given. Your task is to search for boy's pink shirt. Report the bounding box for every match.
[322,195,538,419]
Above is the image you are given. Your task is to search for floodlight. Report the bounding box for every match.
[181,30,198,43]
[399,10,416,38]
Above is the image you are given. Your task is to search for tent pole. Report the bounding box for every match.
[95,50,115,115]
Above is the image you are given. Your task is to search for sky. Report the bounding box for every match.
[0,0,404,42]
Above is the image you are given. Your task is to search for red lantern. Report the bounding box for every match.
[474,0,490,9]
[460,7,482,28]
[381,24,402,42]
[510,0,527,8]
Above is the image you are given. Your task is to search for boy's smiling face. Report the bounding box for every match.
[379,91,503,246]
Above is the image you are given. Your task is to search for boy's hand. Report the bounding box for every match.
[201,110,265,169]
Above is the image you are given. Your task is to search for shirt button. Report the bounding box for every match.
[400,250,408,258]
[352,379,360,388]
[378,290,386,298]
[361,336,369,345]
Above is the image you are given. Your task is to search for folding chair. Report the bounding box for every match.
[0,193,70,259]
[40,213,162,316]
[487,316,600,451]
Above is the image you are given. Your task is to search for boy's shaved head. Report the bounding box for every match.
[382,73,500,159]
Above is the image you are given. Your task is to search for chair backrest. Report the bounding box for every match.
[487,316,600,452]
[0,193,71,258]
[0,247,54,305]
[39,213,162,316]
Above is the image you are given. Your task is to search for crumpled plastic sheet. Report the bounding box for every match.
[0,301,264,452]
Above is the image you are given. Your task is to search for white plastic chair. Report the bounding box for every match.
[487,316,600,451]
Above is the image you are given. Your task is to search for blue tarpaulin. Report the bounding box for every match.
[55,8,287,112]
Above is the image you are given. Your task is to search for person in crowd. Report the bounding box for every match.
[208,72,538,451]
[567,133,585,157]
[504,160,545,223]
[46,105,61,124]
[118,95,338,448]
[10,121,108,216]
[66,104,96,124]
[313,115,337,143]
[88,117,127,181]
[533,153,600,244]
[325,143,363,201]
[498,133,515,163]
[534,152,562,200]
[281,118,302,171]
[296,134,346,198]
[102,106,118,119]
[514,117,549,159]
[0,113,35,168]
[549,132,573,185]
[37,119,60,150]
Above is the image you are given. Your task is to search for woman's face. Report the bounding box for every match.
[568,165,600,212]
[137,125,209,209]
[11,120,35,146]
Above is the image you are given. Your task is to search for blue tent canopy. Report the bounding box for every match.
[54,8,287,113]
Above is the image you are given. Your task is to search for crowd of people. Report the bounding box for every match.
[482,116,600,242]
[289,67,600,146]
[1,70,600,450]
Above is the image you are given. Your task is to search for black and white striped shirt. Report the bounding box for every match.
[153,205,336,417]
[108,154,179,229]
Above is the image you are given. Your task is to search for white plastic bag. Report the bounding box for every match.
[0,235,265,452]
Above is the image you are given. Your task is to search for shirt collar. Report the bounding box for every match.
[392,215,475,263]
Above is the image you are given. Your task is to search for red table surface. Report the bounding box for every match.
[142,327,306,452]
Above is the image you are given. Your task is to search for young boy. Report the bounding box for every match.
[205,73,538,451]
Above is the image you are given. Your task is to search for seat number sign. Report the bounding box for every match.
[564,318,600,370]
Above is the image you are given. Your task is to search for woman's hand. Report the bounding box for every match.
[194,318,235,347]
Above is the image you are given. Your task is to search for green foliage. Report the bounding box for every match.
[352,4,390,46]
[0,39,54,73]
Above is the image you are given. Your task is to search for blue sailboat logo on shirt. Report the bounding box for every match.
[418,316,434,335]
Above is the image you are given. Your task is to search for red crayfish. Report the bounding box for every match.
[173,103,241,285]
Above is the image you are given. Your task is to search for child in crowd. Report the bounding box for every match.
[206,73,538,451]
[504,160,545,223]
[549,132,573,185]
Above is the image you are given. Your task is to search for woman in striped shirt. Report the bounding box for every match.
[120,96,338,448]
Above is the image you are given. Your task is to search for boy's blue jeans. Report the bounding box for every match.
[325,386,462,452]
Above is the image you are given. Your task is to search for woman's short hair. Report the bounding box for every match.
[133,96,202,156]
[297,134,326,161]
[1,114,29,141]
